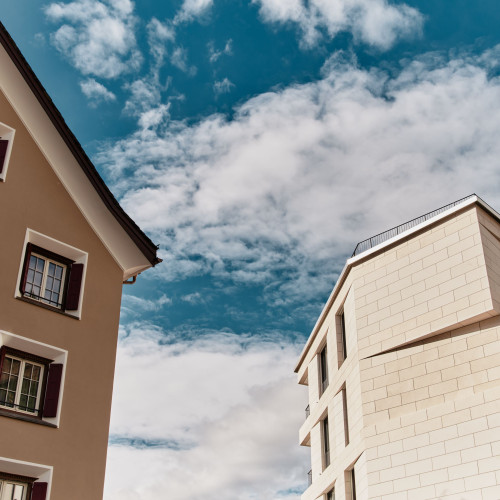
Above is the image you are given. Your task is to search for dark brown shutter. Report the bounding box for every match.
[42,363,63,418]
[65,263,83,311]
[31,482,48,500]
[20,243,33,295]
[0,140,8,174]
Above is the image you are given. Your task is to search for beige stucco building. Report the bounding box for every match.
[0,23,159,500]
[296,194,500,500]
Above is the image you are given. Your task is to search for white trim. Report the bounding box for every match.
[0,330,68,428]
[0,121,15,182]
[15,229,88,319]
[0,456,53,500]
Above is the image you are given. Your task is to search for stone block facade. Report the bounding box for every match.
[296,196,500,500]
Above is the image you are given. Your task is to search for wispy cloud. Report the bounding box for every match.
[45,0,142,78]
[180,292,204,304]
[170,46,197,75]
[208,39,233,63]
[104,323,308,500]
[121,294,172,317]
[213,77,234,95]
[79,78,116,105]
[253,0,423,50]
[97,47,500,305]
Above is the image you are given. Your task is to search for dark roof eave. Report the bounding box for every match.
[0,21,160,267]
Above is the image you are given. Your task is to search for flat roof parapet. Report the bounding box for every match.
[351,194,477,257]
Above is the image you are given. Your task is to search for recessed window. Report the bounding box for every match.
[342,386,349,446]
[350,468,356,500]
[0,346,63,422]
[0,354,44,414]
[19,243,84,313]
[322,416,330,470]
[23,251,67,309]
[326,488,335,500]
[337,310,347,367]
[319,345,329,395]
[0,470,48,500]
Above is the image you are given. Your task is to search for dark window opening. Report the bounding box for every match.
[323,416,330,469]
[319,345,328,395]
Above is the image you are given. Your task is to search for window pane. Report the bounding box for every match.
[29,380,38,396]
[34,271,43,287]
[8,375,18,391]
[55,265,63,279]
[6,390,15,405]
[36,257,45,272]
[48,262,56,276]
[0,373,8,389]
[11,359,20,376]
[32,365,41,379]
[13,483,25,500]
[19,393,28,410]
[27,396,36,411]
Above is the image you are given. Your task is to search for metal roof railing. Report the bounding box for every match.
[351,194,476,258]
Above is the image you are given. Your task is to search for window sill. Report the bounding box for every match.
[16,296,79,320]
[0,408,57,428]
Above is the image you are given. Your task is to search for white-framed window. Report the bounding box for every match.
[0,476,29,500]
[23,251,68,309]
[16,230,87,319]
[0,331,67,428]
[0,459,52,500]
[0,353,44,415]
[0,121,15,182]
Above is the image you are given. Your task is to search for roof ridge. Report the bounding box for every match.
[0,21,161,267]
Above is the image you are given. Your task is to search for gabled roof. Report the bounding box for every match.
[0,21,160,276]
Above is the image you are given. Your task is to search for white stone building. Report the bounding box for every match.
[296,194,500,500]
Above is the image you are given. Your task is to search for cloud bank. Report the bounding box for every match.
[97,48,500,304]
[253,0,423,49]
[104,324,309,500]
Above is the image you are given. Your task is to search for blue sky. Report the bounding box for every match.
[4,1,500,498]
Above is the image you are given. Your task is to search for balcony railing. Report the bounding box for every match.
[305,404,310,419]
[307,470,312,486]
[351,194,476,257]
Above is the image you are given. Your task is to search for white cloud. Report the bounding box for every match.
[79,78,116,105]
[104,324,309,500]
[180,292,204,304]
[98,48,500,304]
[253,0,423,50]
[213,77,235,95]
[174,0,214,24]
[45,0,142,78]
[170,46,197,75]
[121,294,172,316]
[208,39,233,63]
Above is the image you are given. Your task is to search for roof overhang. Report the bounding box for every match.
[0,23,160,280]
